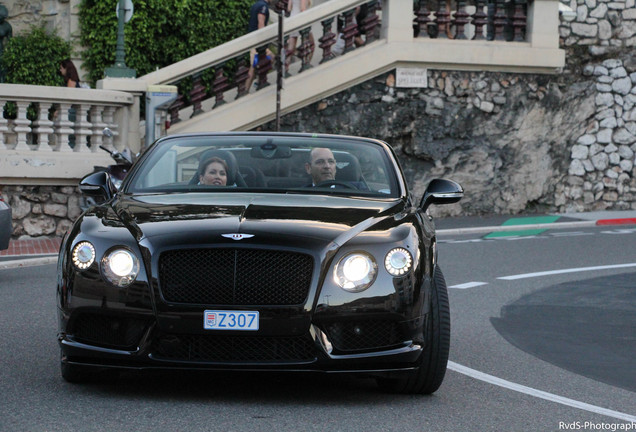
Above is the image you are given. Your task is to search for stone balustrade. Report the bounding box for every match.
[0,84,136,186]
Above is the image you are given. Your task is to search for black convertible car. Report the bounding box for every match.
[57,132,463,394]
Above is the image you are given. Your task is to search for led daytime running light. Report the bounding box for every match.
[385,248,413,276]
[72,241,95,270]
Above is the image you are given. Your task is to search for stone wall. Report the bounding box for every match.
[559,0,636,59]
[4,0,75,40]
[260,53,636,218]
[567,59,636,209]
[263,68,591,217]
[1,185,82,238]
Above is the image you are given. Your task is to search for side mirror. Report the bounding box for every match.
[79,171,116,202]
[420,178,463,212]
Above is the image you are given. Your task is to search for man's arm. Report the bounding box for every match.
[257,11,267,29]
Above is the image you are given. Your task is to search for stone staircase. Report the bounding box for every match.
[99,0,564,135]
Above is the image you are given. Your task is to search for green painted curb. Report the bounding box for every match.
[484,216,561,238]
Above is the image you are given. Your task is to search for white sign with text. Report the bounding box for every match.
[396,68,428,88]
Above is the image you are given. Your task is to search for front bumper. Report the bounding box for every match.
[58,310,426,375]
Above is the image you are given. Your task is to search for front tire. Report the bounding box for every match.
[377,267,451,394]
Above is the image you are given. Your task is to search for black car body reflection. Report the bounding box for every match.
[57,132,463,394]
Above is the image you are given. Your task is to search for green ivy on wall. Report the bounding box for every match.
[2,26,71,86]
[1,26,72,119]
[79,0,253,85]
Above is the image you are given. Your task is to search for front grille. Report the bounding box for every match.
[153,334,316,363]
[71,313,148,350]
[326,321,404,352]
[159,249,313,305]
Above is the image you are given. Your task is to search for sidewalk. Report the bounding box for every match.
[0,237,61,258]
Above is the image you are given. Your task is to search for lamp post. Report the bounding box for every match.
[273,0,289,131]
[104,0,136,78]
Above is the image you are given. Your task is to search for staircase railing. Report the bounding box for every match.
[99,0,563,135]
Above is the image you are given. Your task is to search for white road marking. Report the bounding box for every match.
[602,228,636,234]
[449,282,488,289]
[447,361,636,422]
[498,263,636,280]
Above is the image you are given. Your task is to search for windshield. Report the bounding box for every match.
[125,134,402,198]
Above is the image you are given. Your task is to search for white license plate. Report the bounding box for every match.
[203,310,259,331]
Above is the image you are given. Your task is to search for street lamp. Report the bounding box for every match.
[104,0,136,78]
[273,0,289,131]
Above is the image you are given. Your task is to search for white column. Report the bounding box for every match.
[0,100,8,149]
[73,104,93,152]
[381,0,413,43]
[103,106,119,150]
[54,103,75,152]
[527,0,560,49]
[13,101,33,150]
[32,102,55,152]
[90,105,108,151]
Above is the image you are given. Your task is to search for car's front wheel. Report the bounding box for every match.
[377,267,451,394]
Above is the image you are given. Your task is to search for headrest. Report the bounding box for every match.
[335,152,363,182]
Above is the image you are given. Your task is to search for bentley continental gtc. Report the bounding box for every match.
[57,132,463,394]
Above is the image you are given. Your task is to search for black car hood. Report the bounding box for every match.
[111,193,406,250]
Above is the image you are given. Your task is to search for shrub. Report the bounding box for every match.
[2,26,71,86]
[79,0,253,85]
[1,26,72,119]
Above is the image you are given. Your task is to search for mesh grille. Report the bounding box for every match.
[159,248,313,305]
[326,321,404,352]
[153,334,316,362]
[71,313,148,350]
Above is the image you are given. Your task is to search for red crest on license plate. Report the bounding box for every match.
[205,312,216,326]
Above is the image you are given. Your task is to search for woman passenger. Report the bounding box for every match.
[198,157,228,186]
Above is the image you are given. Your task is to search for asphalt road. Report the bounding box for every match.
[1,225,635,431]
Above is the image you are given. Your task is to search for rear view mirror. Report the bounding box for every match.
[250,143,292,159]
[420,178,463,211]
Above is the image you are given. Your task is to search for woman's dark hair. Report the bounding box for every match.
[60,59,80,84]
[198,156,229,178]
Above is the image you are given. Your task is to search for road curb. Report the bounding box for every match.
[596,217,636,225]
[437,220,600,236]
[0,256,57,270]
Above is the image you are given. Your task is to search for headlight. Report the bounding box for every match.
[334,252,377,292]
[72,241,95,270]
[101,248,140,287]
[385,248,413,276]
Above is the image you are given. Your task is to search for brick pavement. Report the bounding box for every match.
[0,237,62,257]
